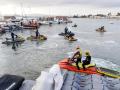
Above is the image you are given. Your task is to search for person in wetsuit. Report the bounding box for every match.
[36,29,40,38]
[11,32,15,41]
[64,26,68,35]
[71,46,82,70]
[101,26,104,30]
[82,51,91,70]
[11,32,18,41]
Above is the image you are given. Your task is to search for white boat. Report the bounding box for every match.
[39,21,49,25]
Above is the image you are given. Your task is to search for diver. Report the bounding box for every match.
[82,51,91,70]
[64,26,68,35]
[71,46,82,70]
[35,29,40,39]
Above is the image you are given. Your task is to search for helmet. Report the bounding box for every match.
[85,50,90,56]
[76,46,80,50]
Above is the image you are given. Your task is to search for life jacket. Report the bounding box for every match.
[75,49,82,58]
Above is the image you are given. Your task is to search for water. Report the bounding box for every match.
[0,18,120,79]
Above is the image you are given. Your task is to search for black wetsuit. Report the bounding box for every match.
[64,28,68,35]
[11,32,15,41]
[82,56,91,70]
[36,30,40,38]
[71,50,82,70]
[76,51,82,70]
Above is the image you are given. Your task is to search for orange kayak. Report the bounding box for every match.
[58,59,99,75]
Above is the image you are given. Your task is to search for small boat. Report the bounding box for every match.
[2,37,25,45]
[23,25,39,29]
[64,36,77,41]
[22,20,40,29]
[96,28,106,32]
[27,35,47,41]
[39,21,49,25]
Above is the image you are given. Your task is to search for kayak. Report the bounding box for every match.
[64,36,77,41]
[59,59,98,75]
[96,28,106,32]
[27,35,47,41]
[97,67,120,78]
[2,37,25,45]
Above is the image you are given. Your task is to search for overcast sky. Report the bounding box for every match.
[0,0,120,15]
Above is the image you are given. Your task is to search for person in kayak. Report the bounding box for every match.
[101,26,104,30]
[36,29,40,39]
[71,46,82,70]
[82,51,91,70]
[64,26,68,35]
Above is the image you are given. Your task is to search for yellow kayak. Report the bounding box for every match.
[97,67,120,78]
[27,35,47,41]
[64,36,77,41]
[96,29,106,32]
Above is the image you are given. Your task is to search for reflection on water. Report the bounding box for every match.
[0,18,120,79]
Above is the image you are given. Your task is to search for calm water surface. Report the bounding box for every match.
[0,18,120,79]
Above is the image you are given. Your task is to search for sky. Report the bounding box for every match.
[0,0,120,16]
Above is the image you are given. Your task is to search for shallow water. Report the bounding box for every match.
[0,18,120,79]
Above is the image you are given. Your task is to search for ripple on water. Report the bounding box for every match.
[38,43,58,49]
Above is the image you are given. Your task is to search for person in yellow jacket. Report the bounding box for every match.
[71,46,82,70]
[82,51,91,70]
